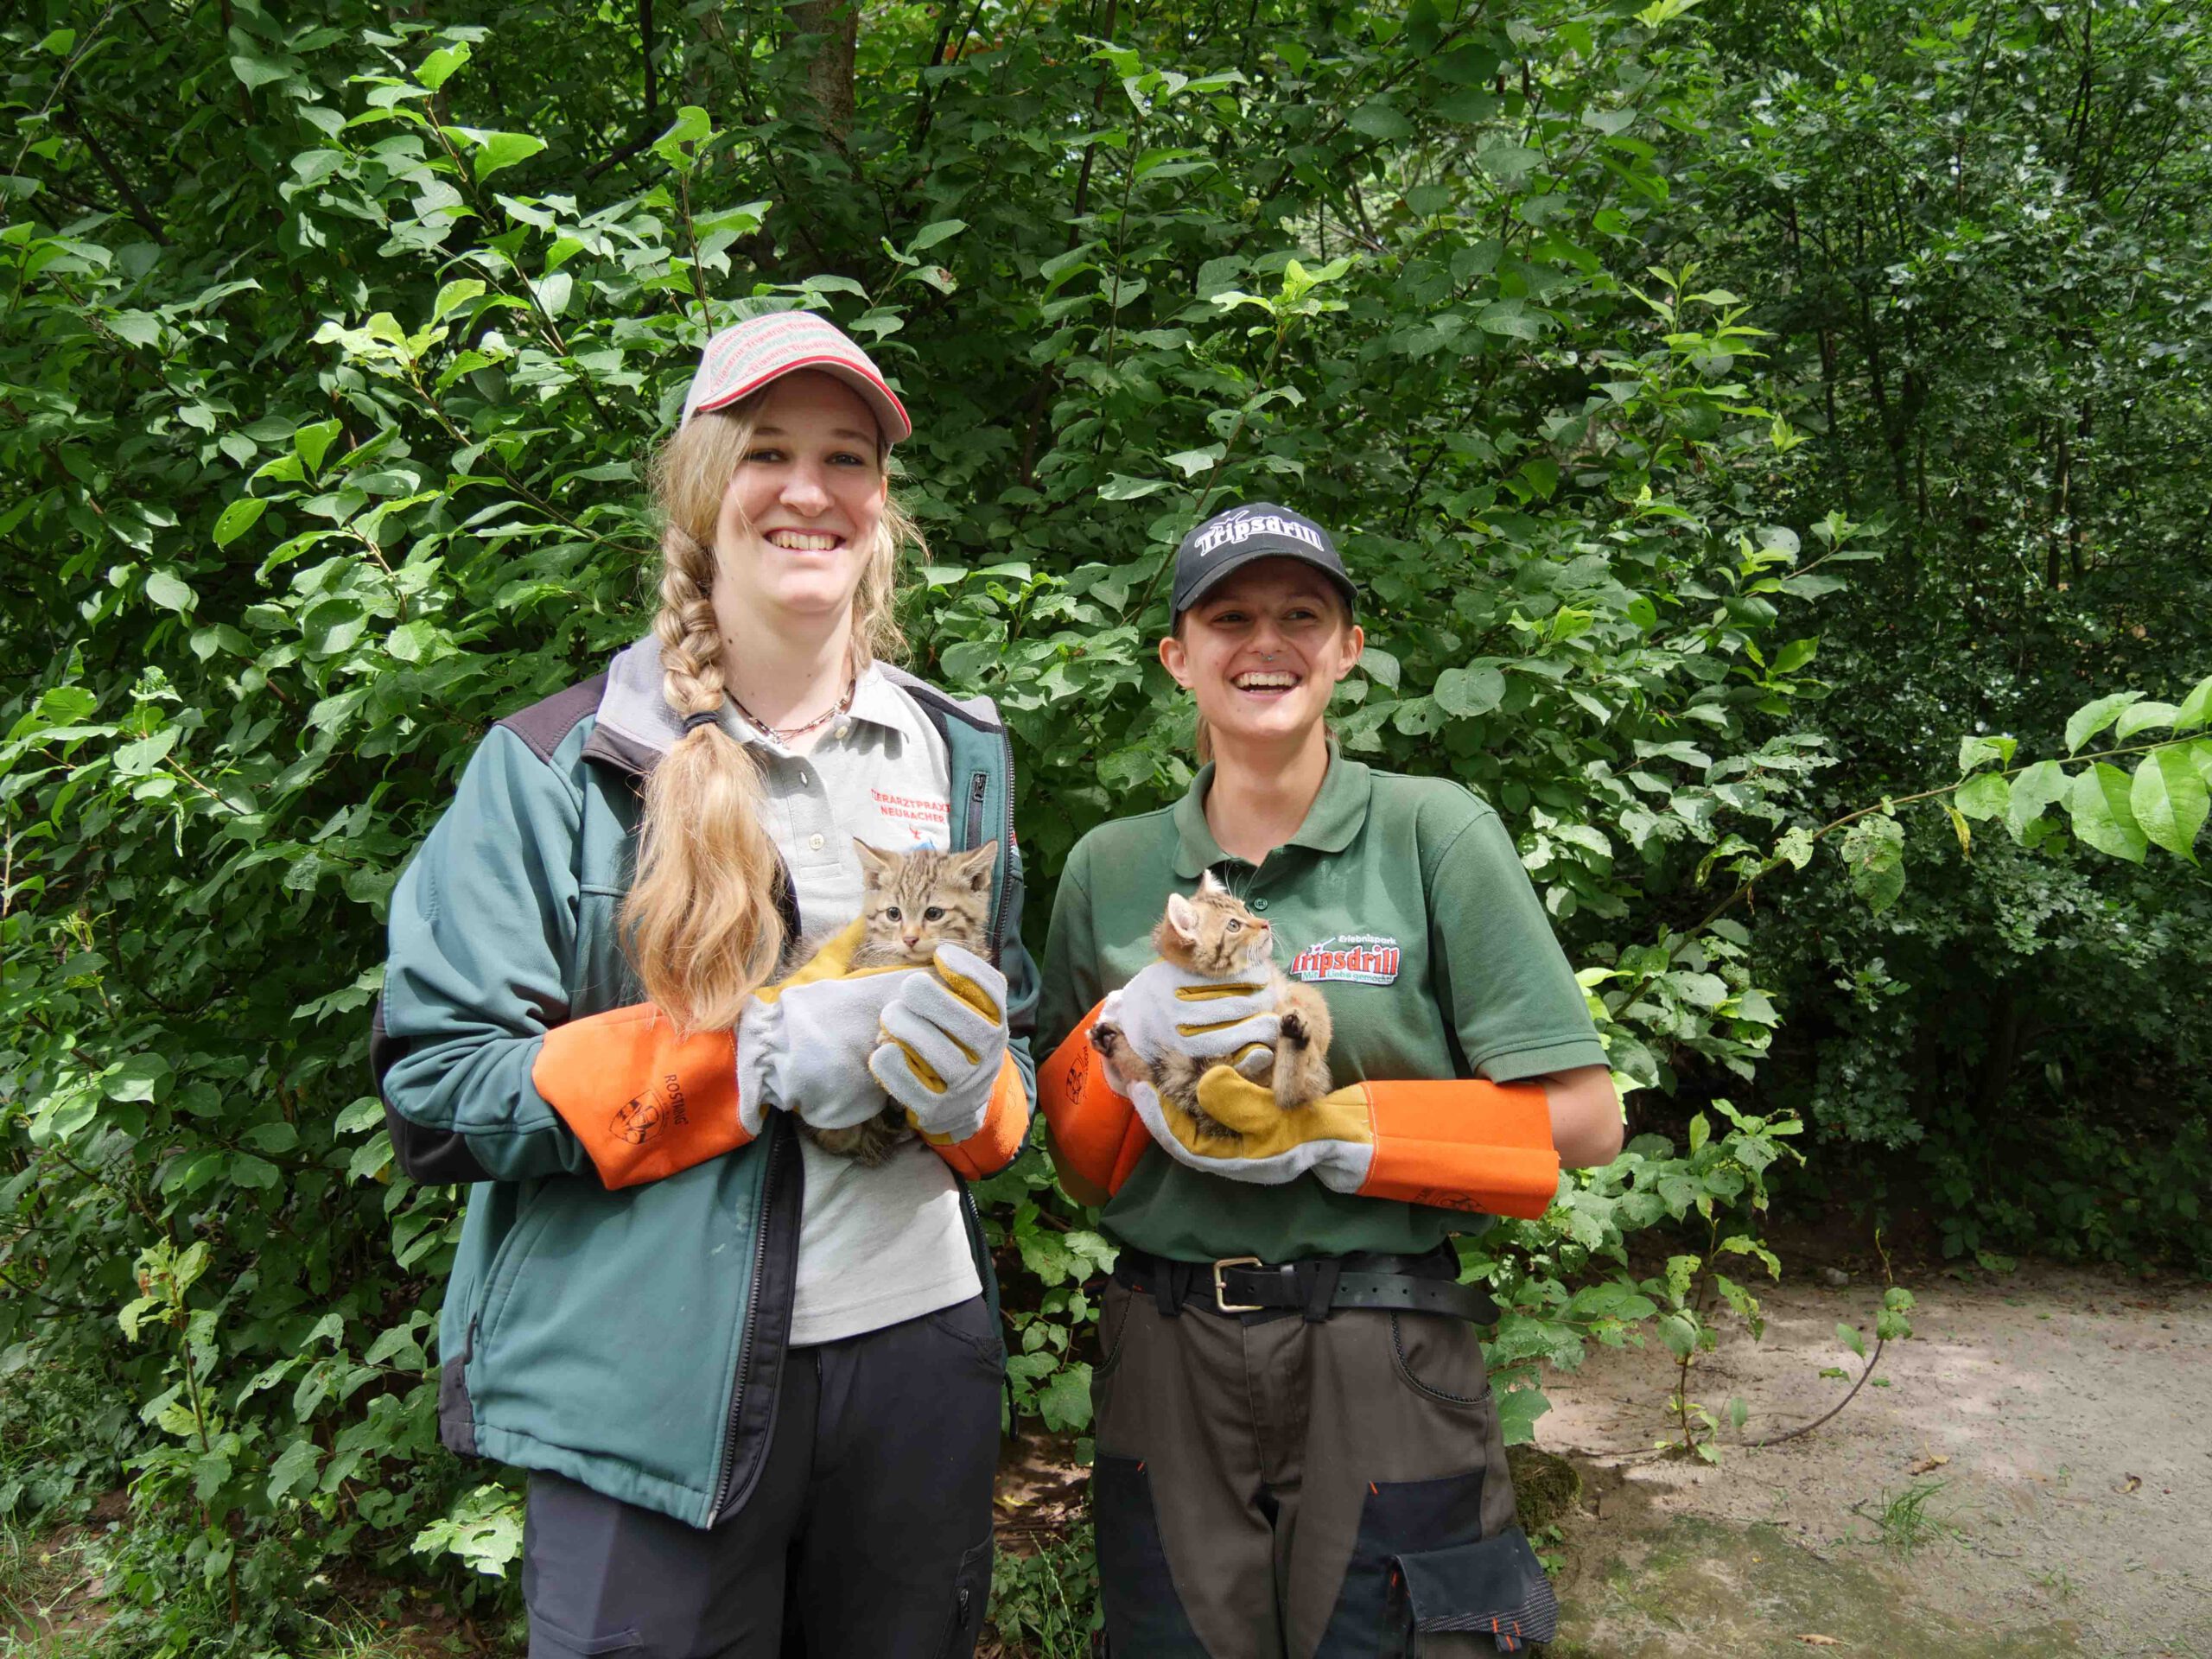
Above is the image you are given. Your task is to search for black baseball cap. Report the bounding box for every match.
[1172,502,1358,619]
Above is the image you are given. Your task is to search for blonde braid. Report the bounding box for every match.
[621,424,786,1033]
[620,390,925,1032]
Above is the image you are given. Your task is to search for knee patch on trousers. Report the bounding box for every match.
[1093,1455,1209,1657]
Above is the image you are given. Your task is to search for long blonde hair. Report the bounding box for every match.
[620,390,923,1033]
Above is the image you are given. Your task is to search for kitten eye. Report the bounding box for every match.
[924,906,944,921]
[885,906,901,921]
[1225,919,1243,932]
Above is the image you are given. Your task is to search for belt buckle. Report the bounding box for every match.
[1212,1255,1264,1314]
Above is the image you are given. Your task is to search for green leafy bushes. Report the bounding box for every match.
[3,0,2206,1647]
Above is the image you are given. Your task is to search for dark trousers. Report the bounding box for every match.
[1090,1279,1525,1658]
[522,1296,1002,1659]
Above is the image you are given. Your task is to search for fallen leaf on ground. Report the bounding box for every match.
[1906,1454,1950,1475]
[2117,1473,2142,1493]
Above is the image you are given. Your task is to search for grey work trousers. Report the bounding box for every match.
[520,1296,1001,1659]
[1090,1273,1545,1658]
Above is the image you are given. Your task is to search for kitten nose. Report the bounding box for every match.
[903,932,921,948]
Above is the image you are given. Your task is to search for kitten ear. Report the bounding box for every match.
[853,840,895,887]
[1197,869,1228,897]
[959,839,1001,892]
[1165,891,1200,943]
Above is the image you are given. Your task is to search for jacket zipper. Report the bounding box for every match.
[710,1114,787,1522]
[974,730,1017,960]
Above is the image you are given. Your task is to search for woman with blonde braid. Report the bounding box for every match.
[376,314,1033,1657]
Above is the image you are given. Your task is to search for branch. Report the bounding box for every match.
[56,96,168,245]
[1743,1335,1885,1449]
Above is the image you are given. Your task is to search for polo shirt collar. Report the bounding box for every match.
[1170,753,1373,878]
[723,662,905,755]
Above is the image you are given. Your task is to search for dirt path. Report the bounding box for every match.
[1534,1262,2212,1656]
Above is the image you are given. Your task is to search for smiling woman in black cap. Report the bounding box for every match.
[1037,502,1621,1657]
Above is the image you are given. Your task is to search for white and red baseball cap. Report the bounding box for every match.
[680,311,912,444]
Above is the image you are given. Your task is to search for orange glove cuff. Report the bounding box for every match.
[1040,1006,1148,1198]
[532,1003,750,1189]
[928,1052,1032,1180]
[1356,1079,1560,1219]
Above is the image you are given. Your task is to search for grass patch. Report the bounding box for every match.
[1859,1478,1964,1554]
[983,1522,1100,1659]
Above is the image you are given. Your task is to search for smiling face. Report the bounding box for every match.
[711,371,889,628]
[1160,558,1363,760]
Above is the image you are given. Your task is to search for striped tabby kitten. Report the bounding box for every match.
[797,838,1000,1167]
[1090,871,1333,1141]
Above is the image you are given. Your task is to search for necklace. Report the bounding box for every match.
[727,670,857,745]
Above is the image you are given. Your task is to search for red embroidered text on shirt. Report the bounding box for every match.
[871,788,950,830]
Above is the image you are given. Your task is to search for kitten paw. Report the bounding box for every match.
[1280,1010,1308,1046]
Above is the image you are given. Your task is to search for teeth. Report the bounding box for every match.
[767,530,839,550]
[1235,672,1298,689]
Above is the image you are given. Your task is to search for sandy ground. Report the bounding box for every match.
[1535,1262,2212,1656]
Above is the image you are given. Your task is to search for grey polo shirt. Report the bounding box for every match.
[717,664,981,1347]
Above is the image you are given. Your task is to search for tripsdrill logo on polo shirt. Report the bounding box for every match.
[1191,507,1328,559]
[1288,932,1402,985]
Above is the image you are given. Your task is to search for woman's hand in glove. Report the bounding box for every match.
[1124,1065,1563,1217]
[734,920,917,1134]
[868,944,1010,1141]
[1091,957,1279,1097]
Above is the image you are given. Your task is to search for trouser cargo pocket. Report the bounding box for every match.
[1382,1525,1559,1655]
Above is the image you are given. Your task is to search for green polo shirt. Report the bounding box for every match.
[1038,756,1607,1263]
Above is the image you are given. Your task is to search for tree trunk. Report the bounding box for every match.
[791,0,860,143]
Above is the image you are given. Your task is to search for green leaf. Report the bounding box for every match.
[105,1054,173,1103]
[2005,760,2069,843]
[146,569,198,613]
[267,1438,321,1503]
[229,1154,281,1191]
[1494,1385,1551,1446]
[1476,143,1544,185]
[230,53,294,92]
[2114,702,2178,741]
[1097,474,1166,502]
[1956,734,2015,773]
[294,419,342,476]
[1840,813,1905,913]
[2065,690,2143,755]
[416,42,472,91]
[910,219,968,251]
[2174,673,2212,734]
[1953,772,2008,822]
[2068,763,2147,861]
[212,497,266,548]
[1433,665,1505,720]
[1771,637,1818,676]
[2129,749,2208,863]
[1476,300,1541,341]
[1348,102,1414,140]
[469,131,546,182]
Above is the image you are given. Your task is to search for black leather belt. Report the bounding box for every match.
[1113,1247,1498,1325]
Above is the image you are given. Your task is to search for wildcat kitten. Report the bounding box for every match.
[793,838,1000,1168]
[1090,871,1333,1141]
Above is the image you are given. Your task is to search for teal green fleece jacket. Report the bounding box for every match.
[373,639,1035,1528]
